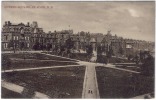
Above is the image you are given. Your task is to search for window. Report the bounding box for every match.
[27,43,29,47]
[21,29,24,33]
[3,44,5,48]
[25,37,27,40]
[16,36,19,40]
[13,36,16,40]
[5,43,8,48]
[5,35,8,40]
[27,37,29,41]
[16,44,18,47]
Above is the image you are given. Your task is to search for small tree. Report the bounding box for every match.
[65,37,74,50]
[33,42,40,50]
[97,45,102,55]
[86,45,93,61]
[97,45,103,63]
[46,43,52,51]
[141,54,154,76]
[106,47,113,63]
[119,47,124,56]
[65,37,74,57]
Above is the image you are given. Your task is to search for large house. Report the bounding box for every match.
[2,21,32,51]
[1,21,74,51]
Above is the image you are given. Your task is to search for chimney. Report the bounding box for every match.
[8,21,11,25]
[27,22,30,26]
[5,21,7,25]
[49,31,51,34]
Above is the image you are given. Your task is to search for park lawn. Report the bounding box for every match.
[2,59,78,70]
[44,52,89,61]
[71,53,133,63]
[2,53,78,70]
[96,66,154,98]
[2,53,76,61]
[97,55,133,63]
[2,66,85,98]
[71,53,89,61]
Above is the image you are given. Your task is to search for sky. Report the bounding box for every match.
[2,1,155,41]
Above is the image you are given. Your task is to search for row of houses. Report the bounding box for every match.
[2,21,154,57]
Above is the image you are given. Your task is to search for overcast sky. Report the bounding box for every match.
[2,1,155,41]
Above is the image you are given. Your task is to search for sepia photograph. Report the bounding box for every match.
[1,1,155,99]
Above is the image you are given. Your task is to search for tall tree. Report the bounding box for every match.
[65,37,74,49]
[119,47,124,55]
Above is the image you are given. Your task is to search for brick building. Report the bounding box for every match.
[2,21,154,57]
[100,31,154,57]
[2,21,32,51]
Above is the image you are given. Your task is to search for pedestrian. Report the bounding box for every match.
[88,89,90,93]
[91,90,93,94]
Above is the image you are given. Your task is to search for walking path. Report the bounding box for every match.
[10,58,76,63]
[41,52,80,62]
[2,65,85,73]
[112,63,136,65]
[2,50,43,54]
[2,80,49,98]
[96,63,140,74]
[78,61,100,98]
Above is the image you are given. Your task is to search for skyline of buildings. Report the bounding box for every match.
[2,21,154,57]
[2,20,154,43]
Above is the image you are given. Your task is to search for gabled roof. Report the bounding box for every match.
[90,38,96,43]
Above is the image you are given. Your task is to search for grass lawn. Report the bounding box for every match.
[71,53,133,63]
[96,66,154,98]
[2,53,78,70]
[2,66,85,98]
[71,53,89,61]
[45,52,133,64]
[97,55,133,63]
[41,52,79,61]
[44,52,89,61]
[2,53,76,61]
